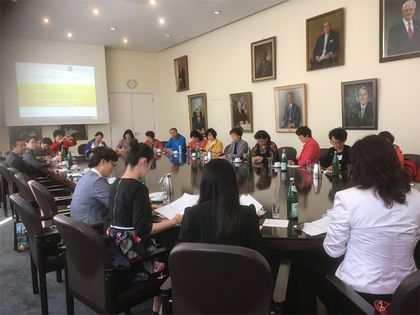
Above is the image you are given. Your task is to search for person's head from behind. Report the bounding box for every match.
[378,131,395,144]
[287,92,294,104]
[169,128,179,139]
[11,138,26,155]
[125,140,154,178]
[205,128,217,141]
[358,86,369,106]
[323,21,331,34]
[94,131,104,144]
[296,126,312,143]
[328,127,347,152]
[254,130,271,147]
[145,130,155,142]
[123,129,134,141]
[230,127,243,142]
[53,129,65,142]
[350,135,410,208]
[24,136,38,151]
[40,137,52,150]
[402,0,416,21]
[88,147,118,177]
[199,159,240,239]
[190,130,203,143]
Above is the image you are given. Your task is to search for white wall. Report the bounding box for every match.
[156,0,420,154]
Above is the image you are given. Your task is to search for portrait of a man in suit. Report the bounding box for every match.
[387,0,420,55]
[281,92,301,129]
[174,55,189,92]
[274,84,306,133]
[311,21,340,68]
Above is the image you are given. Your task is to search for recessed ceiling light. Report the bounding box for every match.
[213,11,221,15]
[123,38,128,44]
[93,8,100,15]
[149,0,157,5]
[165,33,171,37]
[158,17,166,25]
[110,27,117,31]
[67,32,73,38]
[42,17,50,24]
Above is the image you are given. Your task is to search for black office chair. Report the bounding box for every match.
[326,270,420,315]
[320,148,330,164]
[162,242,272,314]
[278,146,297,161]
[9,193,63,315]
[53,214,167,314]
[77,144,85,155]
[0,162,18,217]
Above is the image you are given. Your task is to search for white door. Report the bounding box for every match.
[109,92,156,148]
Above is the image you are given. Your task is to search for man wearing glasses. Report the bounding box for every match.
[321,127,351,171]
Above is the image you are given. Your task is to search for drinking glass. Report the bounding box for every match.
[272,198,281,219]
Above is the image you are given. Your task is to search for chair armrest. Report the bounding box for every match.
[161,277,172,315]
[326,275,375,315]
[142,247,170,262]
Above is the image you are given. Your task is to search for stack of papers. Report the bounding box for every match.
[302,215,331,236]
[262,219,289,228]
[239,194,263,211]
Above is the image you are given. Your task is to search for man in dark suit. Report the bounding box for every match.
[6,138,37,177]
[256,49,273,78]
[281,92,301,128]
[347,86,374,127]
[388,0,420,55]
[311,21,340,68]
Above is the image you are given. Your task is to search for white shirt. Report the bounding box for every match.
[322,33,329,55]
[403,18,413,33]
[323,187,420,294]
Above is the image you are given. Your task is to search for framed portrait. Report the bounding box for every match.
[230,92,253,133]
[380,0,420,63]
[274,84,307,133]
[59,124,88,140]
[188,93,207,134]
[251,36,276,82]
[341,78,378,130]
[9,126,42,144]
[174,55,189,92]
[306,8,345,71]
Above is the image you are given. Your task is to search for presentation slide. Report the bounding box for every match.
[15,62,97,118]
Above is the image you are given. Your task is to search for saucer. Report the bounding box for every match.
[273,164,281,168]
[287,164,300,168]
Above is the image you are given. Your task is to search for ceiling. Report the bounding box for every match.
[1,0,287,52]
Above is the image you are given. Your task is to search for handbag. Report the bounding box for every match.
[374,300,391,315]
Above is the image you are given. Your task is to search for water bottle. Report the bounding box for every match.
[287,177,299,219]
[332,151,340,177]
[207,150,212,161]
[178,144,182,154]
[281,149,287,172]
[247,147,252,165]
[66,151,73,170]
[196,146,200,160]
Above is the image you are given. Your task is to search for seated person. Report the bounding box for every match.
[116,129,135,156]
[324,135,420,305]
[224,127,249,160]
[23,136,50,174]
[378,131,404,167]
[83,131,107,158]
[204,128,223,157]
[178,158,261,250]
[50,129,77,156]
[71,147,118,225]
[290,126,320,167]
[6,138,37,177]
[163,128,187,153]
[251,130,279,164]
[321,127,351,171]
[188,130,207,152]
[144,130,163,150]
[35,137,52,159]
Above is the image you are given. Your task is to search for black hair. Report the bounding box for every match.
[190,130,203,141]
[123,129,135,139]
[350,135,410,208]
[296,126,312,137]
[230,127,243,137]
[169,127,178,133]
[254,130,271,143]
[145,130,155,138]
[125,139,154,167]
[199,159,241,240]
[328,127,348,141]
[88,147,118,168]
[378,131,395,144]
[205,128,217,138]
[10,137,25,149]
[53,129,64,138]
[24,135,37,143]
[40,137,52,145]
[94,131,104,138]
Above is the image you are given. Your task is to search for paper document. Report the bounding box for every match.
[302,215,331,236]
[154,193,199,219]
[263,219,289,228]
[239,194,263,211]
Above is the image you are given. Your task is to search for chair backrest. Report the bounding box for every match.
[77,144,85,155]
[403,154,420,167]
[0,162,17,194]
[391,270,420,314]
[28,180,58,217]
[53,215,113,312]
[224,144,231,154]
[169,242,272,314]
[13,172,36,203]
[320,148,330,163]
[278,146,297,161]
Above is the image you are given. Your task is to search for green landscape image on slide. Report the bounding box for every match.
[17,83,96,107]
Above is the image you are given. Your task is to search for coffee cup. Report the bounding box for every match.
[234,157,241,163]
[274,162,281,167]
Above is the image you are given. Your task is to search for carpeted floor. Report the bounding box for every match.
[0,203,154,315]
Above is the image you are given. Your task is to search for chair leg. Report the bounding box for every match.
[56,270,62,283]
[38,270,49,314]
[30,254,39,294]
[1,192,7,217]
[64,262,74,315]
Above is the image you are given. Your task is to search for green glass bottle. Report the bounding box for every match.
[287,177,299,219]
[281,148,287,172]
[60,145,66,161]
[66,151,73,170]
[196,145,200,160]
[247,147,252,165]
[332,151,340,177]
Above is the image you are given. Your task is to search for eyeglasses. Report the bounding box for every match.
[330,140,344,145]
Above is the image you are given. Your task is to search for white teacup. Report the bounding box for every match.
[155,148,161,153]
[173,150,178,155]
[274,162,281,167]
[191,152,196,157]
[234,157,241,163]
